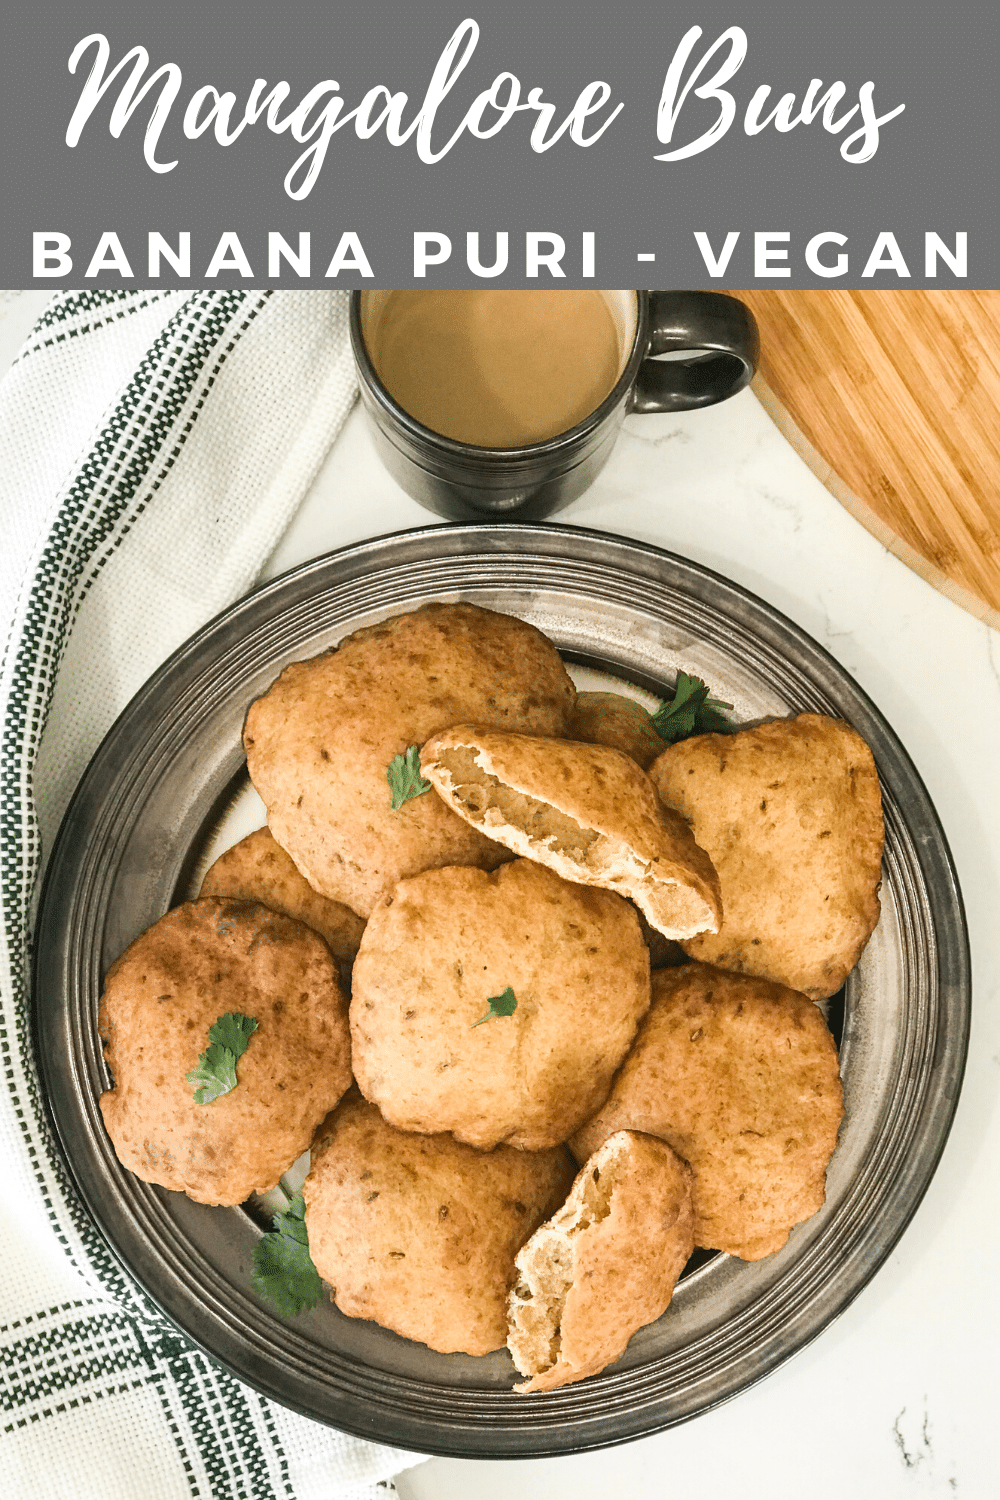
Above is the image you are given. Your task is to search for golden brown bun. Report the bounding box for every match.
[199,827,365,990]
[571,963,844,1260]
[420,728,722,941]
[304,1092,574,1355]
[244,603,576,917]
[567,691,664,770]
[649,713,883,999]
[508,1130,694,1392]
[99,899,352,1206]
[350,859,651,1151]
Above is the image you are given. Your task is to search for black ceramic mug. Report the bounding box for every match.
[350,289,759,521]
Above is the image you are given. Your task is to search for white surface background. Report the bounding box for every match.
[5,290,997,1499]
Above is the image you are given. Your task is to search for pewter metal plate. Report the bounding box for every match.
[34,523,969,1457]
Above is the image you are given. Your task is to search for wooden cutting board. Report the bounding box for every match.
[734,291,1000,631]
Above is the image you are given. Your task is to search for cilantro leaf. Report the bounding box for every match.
[387,744,431,809]
[251,1193,323,1316]
[187,1043,238,1103]
[186,1011,258,1104]
[471,985,519,1029]
[210,1011,259,1059]
[650,672,733,744]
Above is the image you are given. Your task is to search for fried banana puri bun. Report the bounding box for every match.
[571,963,844,1260]
[304,1092,574,1355]
[351,859,651,1151]
[508,1130,694,1392]
[567,691,664,770]
[420,727,721,940]
[650,713,883,999]
[244,603,576,917]
[98,898,353,1206]
[200,827,366,990]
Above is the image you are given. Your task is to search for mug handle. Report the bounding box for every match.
[629,291,760,413]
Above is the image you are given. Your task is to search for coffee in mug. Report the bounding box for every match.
[364,289,629,448]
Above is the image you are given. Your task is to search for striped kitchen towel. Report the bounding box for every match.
[0,289,422,1499]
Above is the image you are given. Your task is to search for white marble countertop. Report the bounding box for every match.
[5,290,997,1499]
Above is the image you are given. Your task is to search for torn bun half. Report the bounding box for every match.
[507,1130,694,1392]
[420,727,722,941]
